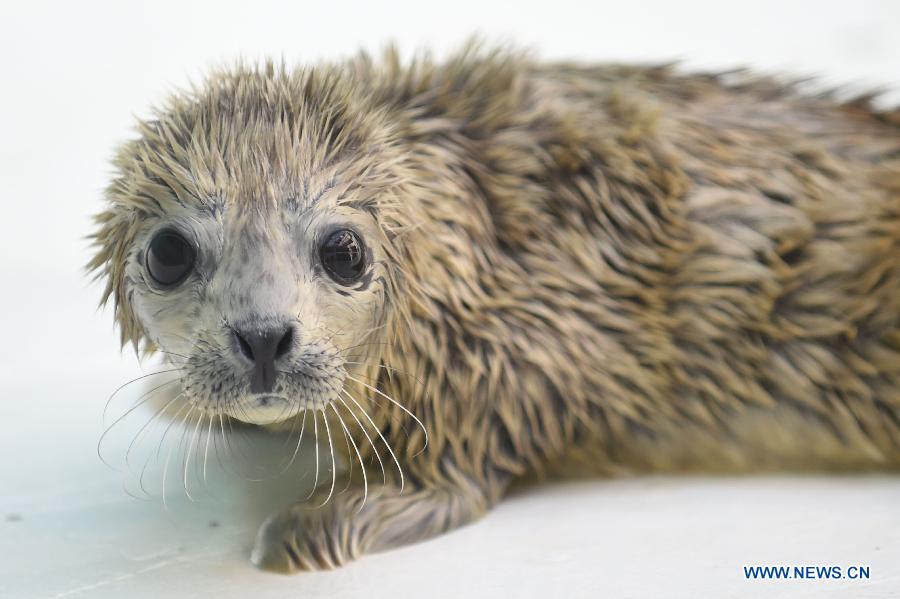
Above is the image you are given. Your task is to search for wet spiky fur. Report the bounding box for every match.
[90,44,900,571]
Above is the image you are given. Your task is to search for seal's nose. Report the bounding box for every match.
[231,324,294,393]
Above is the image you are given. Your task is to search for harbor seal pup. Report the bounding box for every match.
[89,45,900,571]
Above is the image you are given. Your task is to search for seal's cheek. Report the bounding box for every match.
[314,272,389,359]
[129,283,206,357]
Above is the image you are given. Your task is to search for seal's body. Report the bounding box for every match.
[91,47,900,571]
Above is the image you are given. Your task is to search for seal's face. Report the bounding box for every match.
[92,67,408,425]
[127,185,388,424]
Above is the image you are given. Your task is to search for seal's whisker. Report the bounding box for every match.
[342,361,428,389]
[333,405,355,496]
[203,414,214,483]
[336,341,392,356]
[155,401,190,462]
[175,406,194,471]
[102,368,182,424]
[149,343,195,360]
[278,404,303,455]
[224,411,257,472]
[279,408,309,475]
[136,395,187,498]
[126,391,183,470]
[341,376,415,442]
[316,408,337,508]
[161,441,176,511]
[228,415,262,476]
[191,412,211,494]
[346,374,429,455]
[127,393,179,500]
[179,407,201,501]
[146,334,201,363]
[342,382,423,443]
[276,396,300,426]
[156,330,198,347]
[138,447,156,499]
[157,350,191,360]
[268,403,307,475]
[251,402,296,466]
[331,403,368,511]
[316,323,348,346]
[122,477,147,503]
[342,389,404,492]
[161,403,193,511]
[213,413,225,470]
[185,410,205,501]
[98,377,182,468]
[217,414,235,475]
[210,413,229,487]
[346,323,388,345]
[337,392,386,485]
[305,409,321,501]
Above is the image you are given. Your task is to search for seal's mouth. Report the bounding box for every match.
[254,395,283,408]
[226,393,298,425]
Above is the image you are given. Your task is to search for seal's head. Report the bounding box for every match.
[89,63,415,425]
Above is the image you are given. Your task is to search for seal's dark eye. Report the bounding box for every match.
[320,229,366,285]
[146,230,195,288]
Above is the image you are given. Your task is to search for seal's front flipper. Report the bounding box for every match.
[251,472,505,573]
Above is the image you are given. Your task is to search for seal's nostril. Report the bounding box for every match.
[231,324,293,393]
[275,326,294,359]
[232,325,293,363]
[233,330,255,362]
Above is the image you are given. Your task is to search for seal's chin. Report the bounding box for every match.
[225,395,298,426]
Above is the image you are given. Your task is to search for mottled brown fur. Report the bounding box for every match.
[91,45,900,571]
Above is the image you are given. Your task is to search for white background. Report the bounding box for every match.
[1,1,899,597]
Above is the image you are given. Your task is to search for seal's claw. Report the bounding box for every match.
[251,502,357,573]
